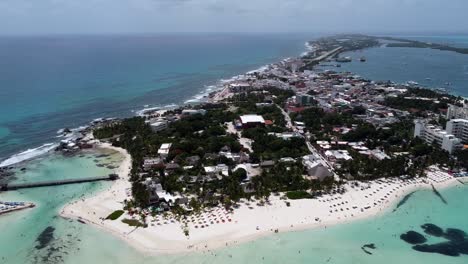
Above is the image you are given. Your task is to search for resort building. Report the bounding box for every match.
[302,155,333,181]
[238,115,265,129]
[150,120,168,132]
[414,120,462,154]
[446,119,468,143]
[446,104,468,120]
[203,164,229,177]
[158,143,172,158]
[143,157,164,170]
[324,150,353,162]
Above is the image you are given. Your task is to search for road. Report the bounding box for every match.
[276,104,339,180]
[276,104,295,131]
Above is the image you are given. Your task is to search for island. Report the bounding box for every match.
[58,34,468,254]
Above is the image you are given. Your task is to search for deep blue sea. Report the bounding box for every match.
[0,33,312,163]
[1,34,468,166]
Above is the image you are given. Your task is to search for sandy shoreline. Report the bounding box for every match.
[59,148,468,256]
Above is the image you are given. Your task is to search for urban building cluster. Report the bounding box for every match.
[413,104,468,153]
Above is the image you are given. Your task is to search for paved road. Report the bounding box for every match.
[276,104,339,180]
[276,104,295,131]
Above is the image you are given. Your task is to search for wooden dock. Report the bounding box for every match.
[0,174,118,191]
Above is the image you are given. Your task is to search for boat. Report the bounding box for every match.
[406,81,419,86]
[336,56,352,63]
[360,56,366,62]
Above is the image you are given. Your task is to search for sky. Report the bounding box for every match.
[0,0,467,35]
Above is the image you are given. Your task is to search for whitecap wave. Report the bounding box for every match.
[0,143,58,168]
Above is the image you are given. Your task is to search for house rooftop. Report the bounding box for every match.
[240,115,265,124]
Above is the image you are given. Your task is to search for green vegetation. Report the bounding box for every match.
[454,150,468,170]
[383,88,461,115]
[249,162,323,200]
[93,88,318,211]
[106,210,124,220]
[121,218,146,227]
[382,36,468,55]
[242,127,309,161]
[286,190,313,200]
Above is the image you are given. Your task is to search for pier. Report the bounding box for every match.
[0,174,118,191]
[0,202,35,215]
[303,46,343,68]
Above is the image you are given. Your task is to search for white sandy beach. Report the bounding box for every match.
[61,151,467,255]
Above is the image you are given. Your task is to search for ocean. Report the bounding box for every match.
[1,34,468,264]
[0,33,312,164]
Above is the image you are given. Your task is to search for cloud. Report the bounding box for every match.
[0,0,466,34]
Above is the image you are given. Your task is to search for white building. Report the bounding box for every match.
[158,143,172,158]
[324,150,353,161]
[268,132,301,140]
[414,120,462,154]
[150,120,168,132]
[239,114,265,128]
[370,149,390,160]
[302,155,333,181]
[228,83,251,93]
[446,119,468,143]
[446,104,468,120]
[143,157,164,170]
[204,164,229,178]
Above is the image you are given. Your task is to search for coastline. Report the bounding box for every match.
[59,151,468,255]
[4,34,467,257]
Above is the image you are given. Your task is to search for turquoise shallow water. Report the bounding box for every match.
[174,184,468,264]
[2,150,467,264]
[2,34,468,263]
[0,149,125,264]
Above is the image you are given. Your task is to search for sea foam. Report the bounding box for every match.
[0,143,58,168]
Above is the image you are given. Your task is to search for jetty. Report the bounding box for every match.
[0,201,35,215]
[303,46,343,68]
[0,174,118,191]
